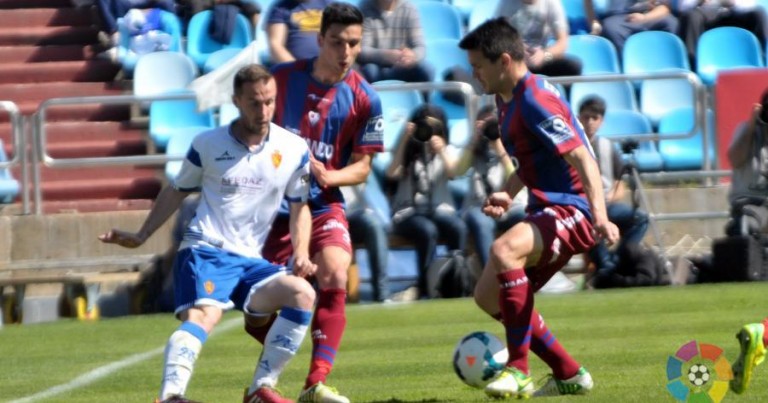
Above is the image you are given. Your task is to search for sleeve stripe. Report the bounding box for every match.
[187,146,202,167]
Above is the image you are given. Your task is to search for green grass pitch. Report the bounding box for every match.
[1,282,766,402]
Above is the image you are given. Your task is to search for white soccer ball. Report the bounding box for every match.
[453,331,509,388]
[687,363,710,387]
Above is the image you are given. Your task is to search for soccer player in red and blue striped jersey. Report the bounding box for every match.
[459,18,620,399]
[245,3,383,402]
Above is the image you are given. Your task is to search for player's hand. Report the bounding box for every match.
[309,154,330,188]
[292,254,317,278]
[98,229,145,249]
[482,192,512,218]
[593,220,620,246]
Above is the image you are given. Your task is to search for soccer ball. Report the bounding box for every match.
[687,363,710,387]
[453,331,508,388]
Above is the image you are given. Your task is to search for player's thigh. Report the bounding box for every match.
[490,221,544,269]
[313,245,352,288]
[247,274,316,313]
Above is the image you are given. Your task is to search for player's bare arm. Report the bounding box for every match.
[98,186,190,248]
[289,200,317,278]
[310,152,373,188]
[563,145,620,245]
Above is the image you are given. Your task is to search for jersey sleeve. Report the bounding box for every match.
[285,148,311,203]
[354,90,385,154]
[521,91,585,156]
[172,141,203,192]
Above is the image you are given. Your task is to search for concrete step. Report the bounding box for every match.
[0,198,155,215]
[41,176,162,200]
[0,45,96,63]
[0,60,120,83]
[0,25,98,46]
[0,8,93,28]
[0,102,130,123]
[38,165,160,182]
[0,82,124,104]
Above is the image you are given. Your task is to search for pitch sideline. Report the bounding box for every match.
[8,317,242,403]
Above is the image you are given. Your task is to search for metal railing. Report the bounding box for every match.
[0,101,27,214]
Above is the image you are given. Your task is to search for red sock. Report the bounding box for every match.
[497,270,533,374]
[762,318,768,347]
[305,288,347,388]
[530,310,581,379]
[244,313,277,345]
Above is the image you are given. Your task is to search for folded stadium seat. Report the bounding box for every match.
[623,31,690,76]
[570,80,638,112]
[450,0,476,23]
[116,10,184,77]
[657,107,716,171]
[467,0,501,30]
[371,80,424,178]
[696,27,764,86]
[424,38,473,128]
[596,109,662,171]
[562,0,589,34]
[133,51,199,99]
[565,34,621,75]
[203,48,243,74]
[0,139,20,204]
[186,10,253,71]
[164,126,213,181]
[632,139,665,172]
[640,78,696,127]
[416,1,464,41]
[149,96,215,151]
[218,102,240,126]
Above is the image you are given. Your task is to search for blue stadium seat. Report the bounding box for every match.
[218,102,240,126]
[186,10,253,70]
[165,126,212,181]
[424,38,472,127]
[632,140,664,172]
[372,80,424,177]
[133,51,198,99]
[596,109,662,171]
[566,34,621,74]
[116,10,183,77]
[657,107,716,171]
[623,31,690,76]
[467,0,500,30]
[0,140,20,204]
[450,0,476,21]
[570,80,637,112]
[203,48,242,74]
[448,119,471,148]
[640,78,696,127]
[562,0,589,34]
[696,27,764,86]
[416,2,464,40]
[150,97,215,150]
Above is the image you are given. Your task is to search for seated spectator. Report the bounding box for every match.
[677,0,768,66]
[456,105,526,268]
[386,104,467,299]
[726,89,768,237]
[357,0,434,84]
[95,0,175,49]
[599,0,679,53]
[577,96,649,277]
[266,0,332,63]
[120,8,173,56]
[177,0,262,32]
[496,0,582,76]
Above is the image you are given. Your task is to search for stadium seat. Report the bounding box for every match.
[116,10,183,77]
[0,139,20,204]
[448,119,471,148]
[165,126,213,181]
[570,80,637,112]
[657,107,716,171]
[450,0,476,22]
[696,27,764,86]
[203,48,243,74]
[416,2,464,40]
[186,10,253,70]
[218,102,240,126]
[562,0,589,34]
[374,80,424,151]
[424,39,472,126]
[150,97,215,150]
[467,0,500,30]
[596,109,662,171]
[132,51,198,99]
[631,140,664,172]
[566,34,621,75]
[640,78,696,127]
[622,31,690,76]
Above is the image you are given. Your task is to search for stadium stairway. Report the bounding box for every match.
[0,0,161,214]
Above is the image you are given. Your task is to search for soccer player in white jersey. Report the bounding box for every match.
[99,64,316,403]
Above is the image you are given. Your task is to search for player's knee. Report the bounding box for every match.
[489,238,523,268]
[292,279,316,310]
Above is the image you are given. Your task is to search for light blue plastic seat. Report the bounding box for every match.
[640,78,696,127]
[570,80,638,112]
[133,51,198,98]
[467,0,500,30]
[657,107,716,171]
[0,139,20,204]
[150,96,215,150]
[186,10,253,70]
[117,10,183,77]
[623,31,690,76]
[566,34,621,75]
[696,27,764,86]
[596,109,662,171]
[372,80,424,177]
[562,0,589,34]
[424,38,472,127]
[416,1,464,41]
[450,0,477,22]
[632,140,665,172]
[218,102,240,126]
[165,126,213,181]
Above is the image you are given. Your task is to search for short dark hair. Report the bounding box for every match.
[578,95,607,117]
[320,2,364,36]
[233,64,273,95]
[458,17,525,63]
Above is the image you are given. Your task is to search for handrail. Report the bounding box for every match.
[371,80,477,130]
[0,101,27,213]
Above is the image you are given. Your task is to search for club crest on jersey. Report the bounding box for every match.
[204,280,215,295]
[308,111,320,126]
[537,115,574,145]
[362,115,384,144]
[272,150,282,168]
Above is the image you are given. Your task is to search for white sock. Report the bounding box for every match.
[159,322,207,400]
[248,307,312,393]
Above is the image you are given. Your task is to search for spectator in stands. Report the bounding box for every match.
[340,183,392,303]
[599,0,679,53]
[677,0,768,66]
[386,104,467,299]
[266,0,333,63]
[357,0,434,84]
[456,105,526,268]
[95,0,175,49]
[495,0,582,76]
[577,96,649,277]
[725,89,768,237]
[176,0,262,32]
